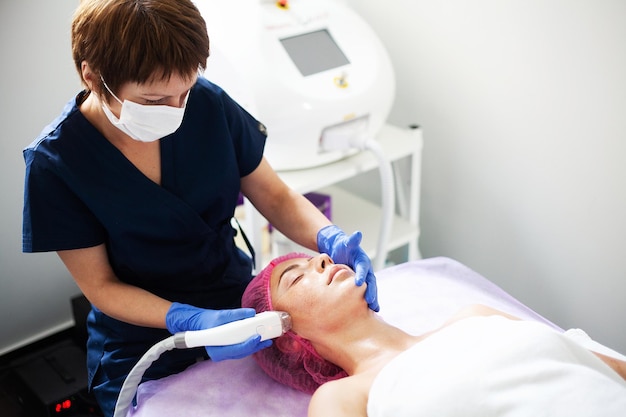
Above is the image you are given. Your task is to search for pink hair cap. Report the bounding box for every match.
[241,252,348,393]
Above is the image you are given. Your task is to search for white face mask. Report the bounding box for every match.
[100,77,189,142]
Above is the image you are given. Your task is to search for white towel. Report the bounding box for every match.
[368,315,626,417]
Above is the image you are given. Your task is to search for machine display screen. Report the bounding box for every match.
[280,29,350,76]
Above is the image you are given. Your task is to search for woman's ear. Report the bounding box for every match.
[81,61,96,91]
[275,334,304,354]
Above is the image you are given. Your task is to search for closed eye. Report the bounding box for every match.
[289,275,303,287]
[278,258,313,289]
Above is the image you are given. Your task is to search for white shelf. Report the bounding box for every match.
[319,186,419,267]
[277,124,422,194]
[242,123,423,270]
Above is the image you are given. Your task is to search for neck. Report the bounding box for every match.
[309,311,420,376]
[80,91,132,146]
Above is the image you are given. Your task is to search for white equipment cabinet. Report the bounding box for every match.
[241,124,423,271]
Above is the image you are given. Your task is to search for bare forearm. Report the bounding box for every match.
[267,189,331,251]
[87,279,172,328]
[242,159,331,252]
[58,245,172,329]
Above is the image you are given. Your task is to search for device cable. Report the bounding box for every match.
[113,336,177,417]
[349,137,395,272]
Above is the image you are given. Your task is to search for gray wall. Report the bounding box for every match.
[345,0,626,352]
[0,0,81,355]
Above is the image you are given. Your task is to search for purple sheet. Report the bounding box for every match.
[127,257,560,417]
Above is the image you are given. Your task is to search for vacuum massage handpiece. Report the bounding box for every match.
[174,311,292,348]
[113,311,291,417]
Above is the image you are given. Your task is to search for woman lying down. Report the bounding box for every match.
[242,252,626,417]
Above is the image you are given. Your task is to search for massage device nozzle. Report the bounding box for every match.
[175,311,292,349]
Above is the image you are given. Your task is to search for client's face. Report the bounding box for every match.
[269,253,367,336]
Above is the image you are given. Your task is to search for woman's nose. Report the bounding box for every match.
[315,253,333,272]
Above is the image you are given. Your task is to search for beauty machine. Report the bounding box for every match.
[195,0,395,170]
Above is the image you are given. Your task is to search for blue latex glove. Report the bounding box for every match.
[165,302,272,361]
[317,225,380,312]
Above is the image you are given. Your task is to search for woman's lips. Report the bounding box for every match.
[327,265,349,285]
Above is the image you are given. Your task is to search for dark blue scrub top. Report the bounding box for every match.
[22,76,267,309]
[23,78,268,413]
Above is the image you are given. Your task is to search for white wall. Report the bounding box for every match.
[345,0,626,352]
[0,0,81,355]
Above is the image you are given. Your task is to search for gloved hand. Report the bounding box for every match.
[165,302,272,361]
[317,225,380,312]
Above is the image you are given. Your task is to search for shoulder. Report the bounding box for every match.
[308,377,368,417]
[193,75,219,91]
[191,76,228,102]
[25,92,90,156]
[446,304,520,325]
[187,76,245,121]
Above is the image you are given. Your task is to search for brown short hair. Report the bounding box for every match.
[72,0,209,94]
